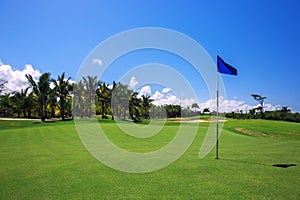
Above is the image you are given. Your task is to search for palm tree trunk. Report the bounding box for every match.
[61,100,65,120]
[101,101,105,118]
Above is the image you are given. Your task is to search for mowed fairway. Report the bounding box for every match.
[1,119,299,199]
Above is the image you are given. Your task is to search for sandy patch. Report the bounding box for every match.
[235,128,279,138]
[0,118,40,121]
[172,119,227,123]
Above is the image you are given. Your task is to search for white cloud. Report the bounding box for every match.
[263,103,281,111]
[136,85,281,113]
[0,62,41,92]
[129,76,138,88]
[92,58,102,65]
[152,90,164,100]
[162,87,171,93]
[139,85,151,97]
[180,98,198,108]
[153,94,180,106]
[198,97,280,113]
[107,84,113,90]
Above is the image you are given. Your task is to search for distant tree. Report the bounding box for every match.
[280,106,291,113]
[191,103,199,112]
[48,88,58,118]
[26,73,51,121]
[110,81,116,120]
[12,88,30,117]
[96,82,111,119]
[203,108,210,114]
[111,82,132,120]
[129,92,141,121]
[141,95,154,119]
[164,104,181,118]
[24,91,36,118]
[0,79,7,95]
[51,72,72,120]
[73,81,86,117]
[82,76,99,117]
[251,94,266,118]
[0,93,12,116]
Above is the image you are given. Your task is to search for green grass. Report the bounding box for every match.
[0,119,299,199]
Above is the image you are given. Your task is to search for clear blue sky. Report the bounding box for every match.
[1,0,300,111]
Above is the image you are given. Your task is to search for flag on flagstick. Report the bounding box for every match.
[215,55,238,159]
[217,55,237,76]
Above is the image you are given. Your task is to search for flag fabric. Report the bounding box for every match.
[217,55,237,76]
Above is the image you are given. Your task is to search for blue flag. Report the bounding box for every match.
[217,55,237,76]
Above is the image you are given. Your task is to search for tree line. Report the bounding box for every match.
[226,94,300,123]
[0,72,73,121]
[0,73,202,122]
[3,73,297,123]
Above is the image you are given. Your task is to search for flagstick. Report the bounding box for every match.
[216,69,219,159]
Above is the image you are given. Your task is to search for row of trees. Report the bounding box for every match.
[72,76,205,121]
[0,72,73,121]
[225,94,300,123]
[72,77,157,122]
[3,74,298,123]
[1,73,204,122]
[226,106,300,123]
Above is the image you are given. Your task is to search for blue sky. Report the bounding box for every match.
[1,0,300,112]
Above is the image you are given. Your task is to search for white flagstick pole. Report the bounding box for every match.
[216,66,219,159]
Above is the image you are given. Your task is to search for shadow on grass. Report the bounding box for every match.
[218,158,297,168]
[33,121,58,124]
[272,164,297,168]
[218,158,269,167]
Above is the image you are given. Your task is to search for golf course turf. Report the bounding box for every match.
[1,118,299,199]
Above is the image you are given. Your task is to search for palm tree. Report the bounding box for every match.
[251,94,266,118]
[26,73,51,121]
[48,88,58,118]
[141,95,153,119]
[24,91,36,118]
[129,92,141,121]
[51,72,72,120]
[111,82,132,120]
[81,76,99,117]
[0,79,7,95]
[202,108,210,114]
[164,104,181,118]
[281,106,291,113]
[191,102,199,112]
[96,82,111,119]
[110,81,116,120]
[73,81,85,117]
[0,93,12,116]
[12,88,30,117]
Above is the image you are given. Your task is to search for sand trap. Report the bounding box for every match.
[0,118,40,121]
[171,119,227,123]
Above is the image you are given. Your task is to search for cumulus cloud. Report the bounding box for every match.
[198,97,280,113]
[0,62,41,92]
[134,85,281,113]
[92,58,102,65]
[152,91,164,100]
[153,94,180,106]
[129,76,138,88]
[180,98,199,108]
[139,85,152,97]
[107,84,114,90]
[162,88,171,93]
